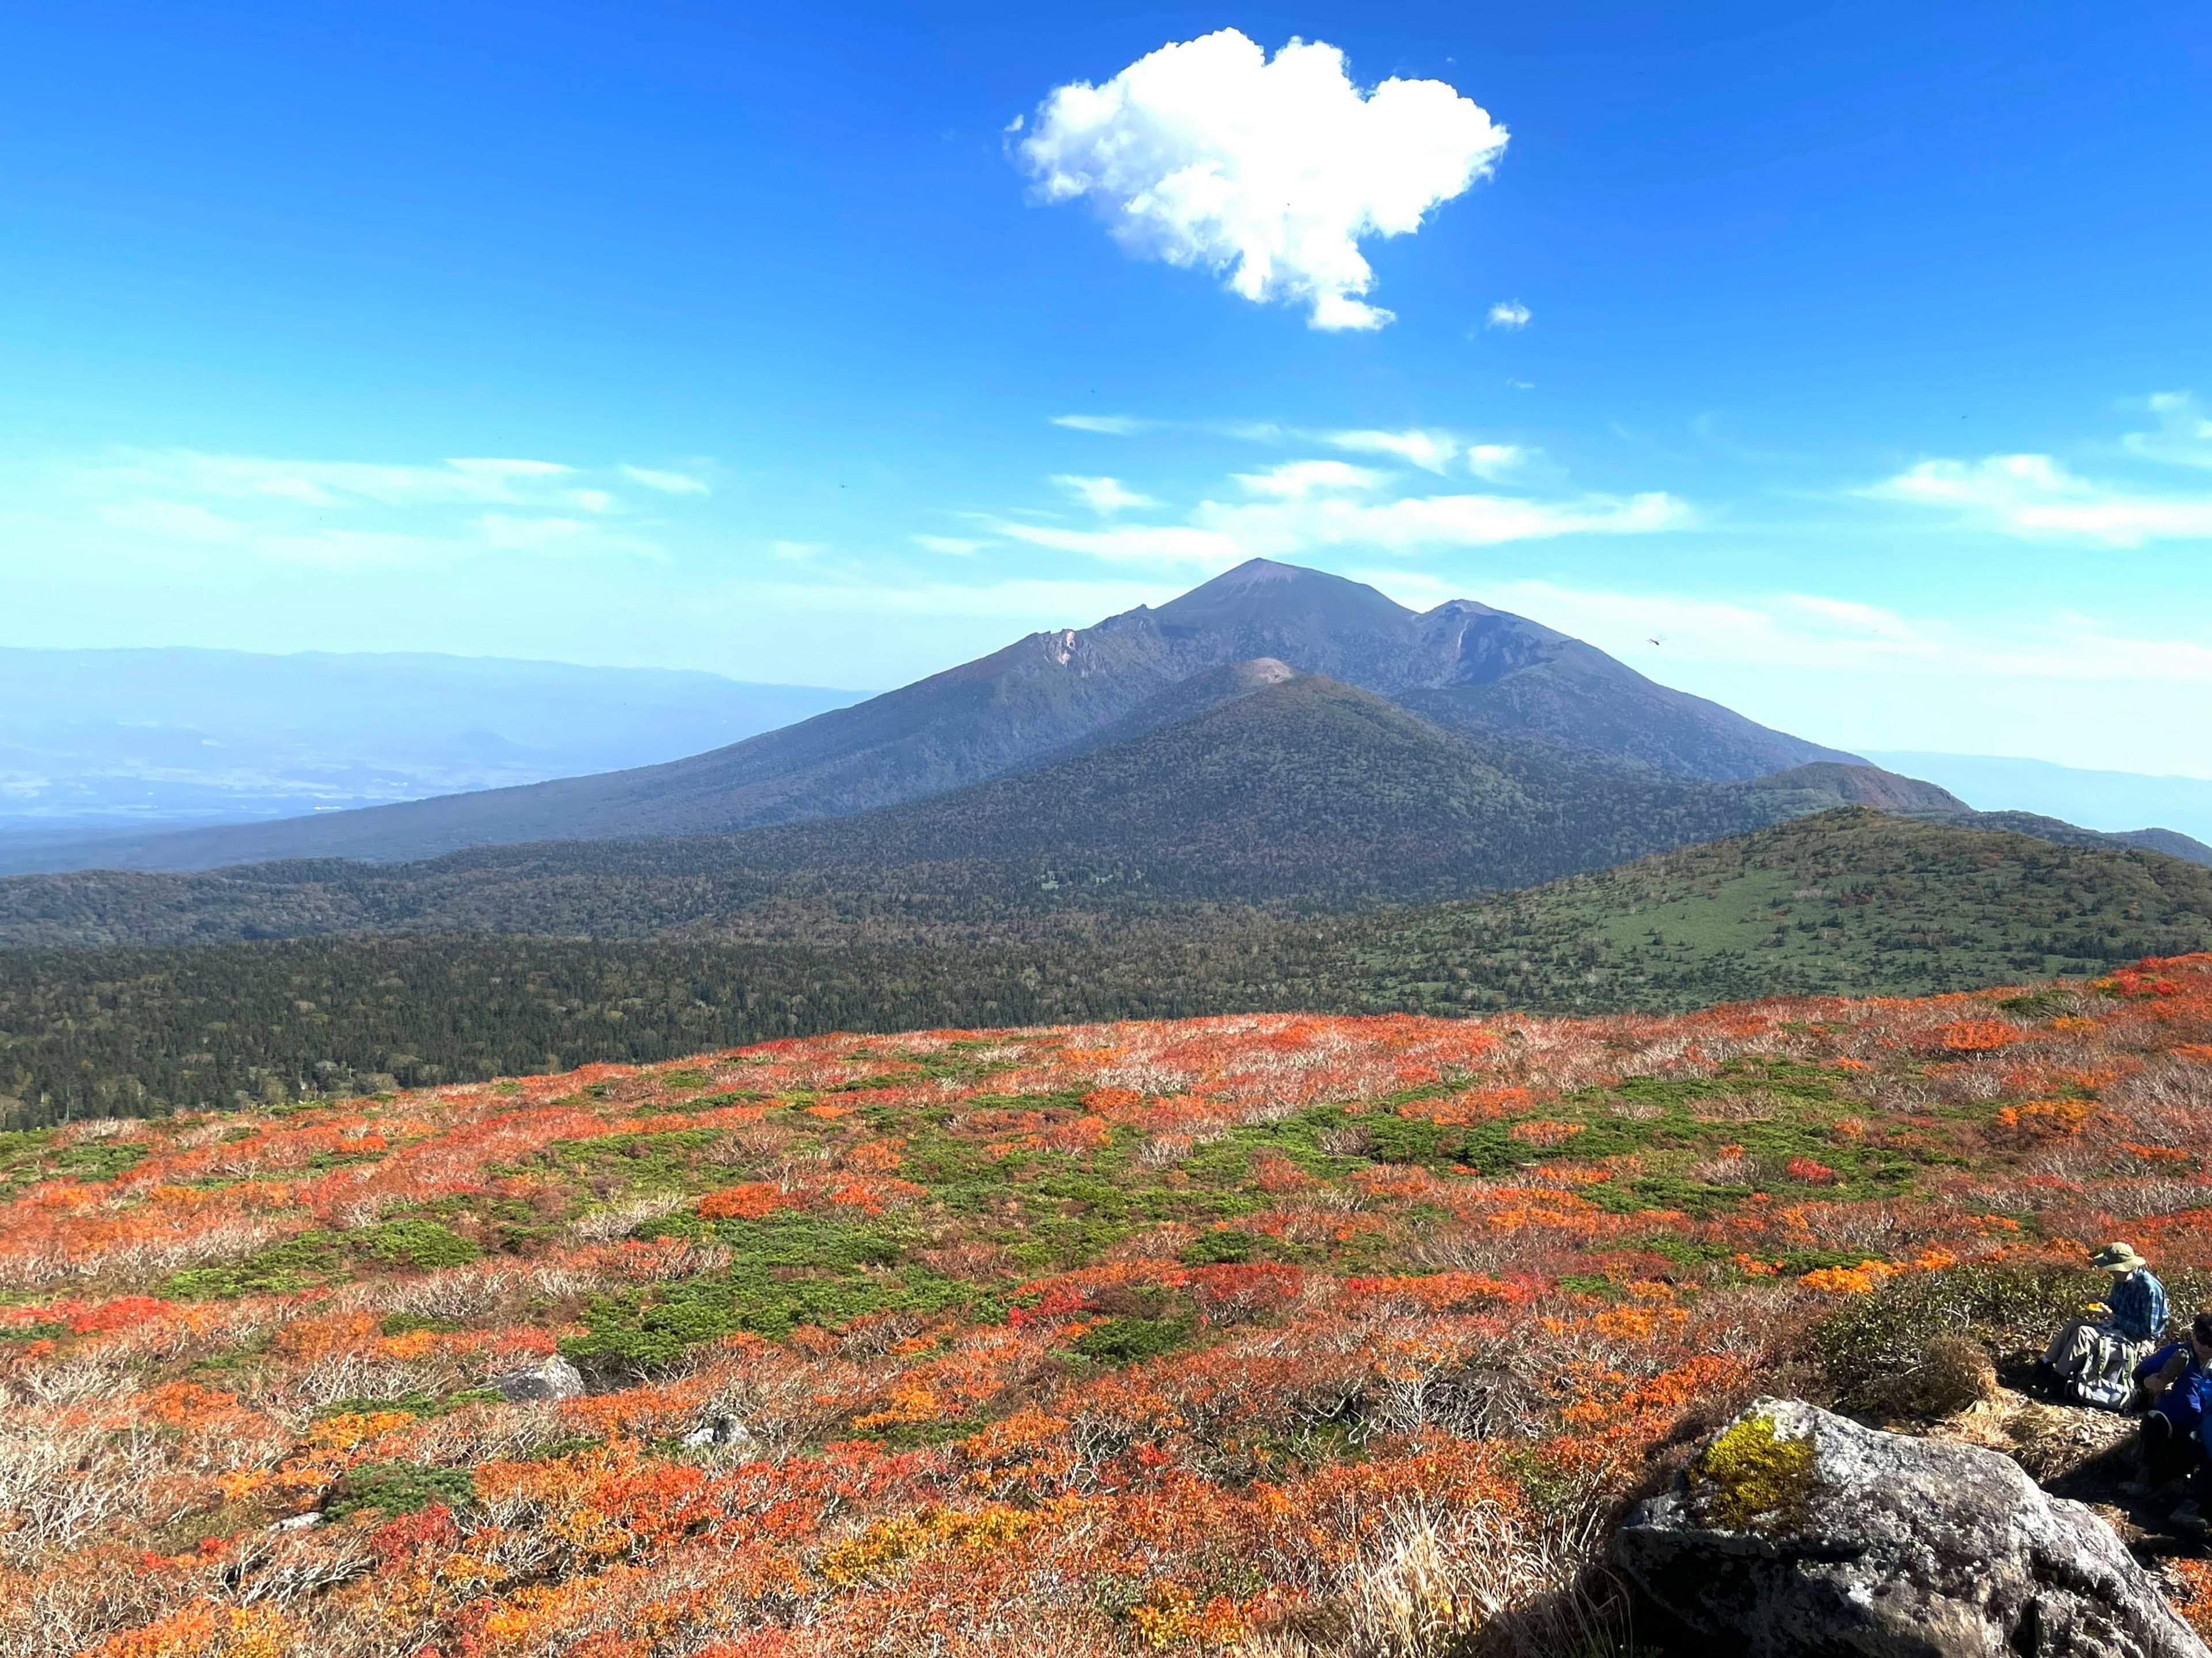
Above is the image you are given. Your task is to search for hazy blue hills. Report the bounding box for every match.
[1863,749,2212,844]
[0,647,861,855]
[12,560,1862,875]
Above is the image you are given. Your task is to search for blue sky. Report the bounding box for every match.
[3,1,2209,773]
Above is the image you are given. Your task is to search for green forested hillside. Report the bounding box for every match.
[1323,807,2212,1014]
[6,810,2209,1124]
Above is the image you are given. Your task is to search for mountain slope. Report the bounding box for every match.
[1737,761,1969,813]
[1395,622,1854,780]
[726,673,1821,901]
[2112,826,2212,866]
[36,560,1858,874]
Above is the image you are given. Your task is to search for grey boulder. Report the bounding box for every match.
[489,1355,585,1403]
[1613,1397,2207,1658]
[680,1414,753,1450]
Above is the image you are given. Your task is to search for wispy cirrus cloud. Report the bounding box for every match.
[2123,392,2212,470]
[1049,414,1149,435]
[1866,392,2212,547]
[620,464,713,496]
[1866,453,2212,547]
[1052,475,1160,513]
[1229,460,1388,498]
[1196,485,1687,557]
[1017,29,1506,331]
[913,533,993,556]
[1465,443,1533,481]
[1323,428,1463,473]
[1008,421,1677,564]
[92,450,588,510]
[61,447,688,567]
[989,462,1685,566]
[1324,428,1543,482]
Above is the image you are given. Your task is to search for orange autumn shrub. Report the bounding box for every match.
[1930,1019,2029,1054]
[697,1182,789,1220]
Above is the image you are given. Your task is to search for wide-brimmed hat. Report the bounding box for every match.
[2089,1242,2147,1272]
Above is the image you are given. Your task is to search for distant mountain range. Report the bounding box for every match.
[7,560,1862,875]
[1862,750,2212,844]
[0,647,862,849]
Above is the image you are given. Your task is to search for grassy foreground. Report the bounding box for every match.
[4,956,2212,1653]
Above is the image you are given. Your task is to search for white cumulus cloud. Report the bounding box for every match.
[1018,29,1508,331]
[1486,299,1531,329]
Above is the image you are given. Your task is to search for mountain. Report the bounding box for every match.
[722,673,1830,904]
[0,647,862,855]
[3,676,2189,951]
[17,560,1861,874]
[0,673,1824,947]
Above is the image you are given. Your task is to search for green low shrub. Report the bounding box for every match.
[323,1461,475,1521]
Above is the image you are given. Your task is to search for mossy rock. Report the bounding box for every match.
[1688,1410,1818,1533]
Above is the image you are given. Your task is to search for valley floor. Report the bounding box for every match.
[5,957,2212,1655]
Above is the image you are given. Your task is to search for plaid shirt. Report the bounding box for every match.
[2109,1268,2169,1343]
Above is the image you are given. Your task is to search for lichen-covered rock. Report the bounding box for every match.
[490,1355,585,1402]
[1613,1397,2207,1658]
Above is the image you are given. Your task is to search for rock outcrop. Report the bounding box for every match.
[490,1355,585,1403]
[1613,1397,2207,1658]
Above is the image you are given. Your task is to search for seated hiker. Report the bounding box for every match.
[2126,1316,2212,1534]
[2037,1241,2168,1407]
[2131,1313,2212,1497]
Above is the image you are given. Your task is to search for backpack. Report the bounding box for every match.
[2067,1326,2143,1412]
[2067,1367,2136,1411]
